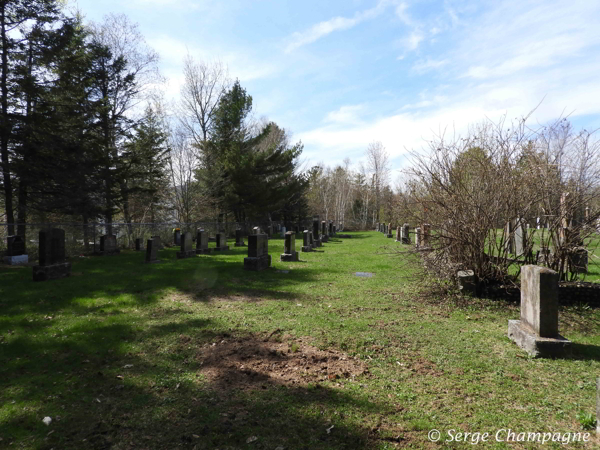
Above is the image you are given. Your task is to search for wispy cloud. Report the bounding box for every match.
[284,0,392,53]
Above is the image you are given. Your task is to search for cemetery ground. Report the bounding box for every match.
[1,233,599,449]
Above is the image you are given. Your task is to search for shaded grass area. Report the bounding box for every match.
[0,233,599,449]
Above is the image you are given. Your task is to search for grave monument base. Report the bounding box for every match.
[507,320,571,358]
[280,252,299,262]
[213,245,230,251]
[176,250,196,259]
[387,234,393,238]
[33,262,71,281]
[244,255,271,271]
[94,250,121,256]
[234,242,246,247]
[321,235,329,243]
[3,255,28,265]
[195,248,212,255]
[301,246,312,252]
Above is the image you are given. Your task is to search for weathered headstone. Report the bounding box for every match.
[332,225,336,235]
[421,224,430,248]
[402,224,410,244]
[569,247,588,273]
[135,238,142,251]
[145,236,161,264]
[302,230,312,252]
[387,222,393,238]
[176,232,195,259]
[508,265,571,357]
[266,225,272,239]
[253,226,261,235]
[313,217,321,246]
[328,221,333,236]
[504,221,515,253]
[174,229,181,246]
[33,229,71,281]
[280,226,287,238]
[235,229,246,247]
[321,221,329,243]
[99,234,120,255]
[514,219,525,256]
[309,231,316,249]
[395,226,401,242]
[457,270,476,296]
[281,231,299,261]
[196,230,212,254]
[3,235,28,265]
[244,234,271,271]
[415,227,421,249]
[214,233,229,251]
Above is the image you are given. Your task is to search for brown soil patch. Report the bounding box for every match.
[195,333,369,391]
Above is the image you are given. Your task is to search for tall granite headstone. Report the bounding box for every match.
[415,227,421,249]
[508,265,571,357]
[281,231,299,261]
[99,235,120,255]
[402,223,410,244]
[321,221,329,243]
[514,219,525,256]
[387,222,393,238]
[176,232,195,259]
[214,233,229,251]
[395,226,401,242]
[135,238,142,251]
[235,229,246,247]
[174,229,181,246]
[313,217,321,246]
[244,234,271,271]
[33,229,71,281]
[302,230,312,252]
[145,236,161,264]
[309,231,316,249]
[195,230,211,254]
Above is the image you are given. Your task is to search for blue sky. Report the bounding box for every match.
[73,0,600,172]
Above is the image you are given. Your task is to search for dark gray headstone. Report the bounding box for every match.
[146,237,161,263]
[7,235,26,256]
[100,235,119,255]
[174,229,181,245]
[214,232,229,251]
[33,228,71,281]
[302,230,312,252]
[402,224,410,244]
[235,229,246,247]
[177,232,195,259]
[244,234,271,271]
[135,238,141,251]
[196,230,211,254]
[281,231,298,261]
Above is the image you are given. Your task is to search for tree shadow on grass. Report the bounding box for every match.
[0,317,390,449]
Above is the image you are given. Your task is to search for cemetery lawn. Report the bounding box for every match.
[0,233,599,450]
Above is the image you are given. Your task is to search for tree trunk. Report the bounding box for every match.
[0,6,15,235]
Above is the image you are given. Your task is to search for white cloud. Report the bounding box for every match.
[412,58,449,74]
[284,0,392,53]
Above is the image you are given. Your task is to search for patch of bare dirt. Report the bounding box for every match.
[195,332,369,391]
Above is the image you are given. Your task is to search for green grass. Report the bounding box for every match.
[1,232,599,449]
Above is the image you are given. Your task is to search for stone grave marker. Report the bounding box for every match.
[355,272,374,278]
[508,265,571,357]
[321,221,328,243]
[415,227,421,249]
[99,234,120,255]
[328,221,333,236]
[3,235,28,265]
[214,233,229,251]
[196,230,212,254]
[281,231,299,261]
[33,228,71,281]
[457,270,476,296]
[235,229,246,247]
[266,225,272,239]
[387,222,393,238]
[244,234,271,271]
[253,226,261,235]
[515,219,525,256]
[309,231,316,249]
[145,236,161,263]
[176,232,195,259]
[280,226,287,238]
[569,247,588,273]
[174,229,181,246]
[402,223,410,244]
[302,230,312,252]
[135,238,142,251]
[395,226,401,242]
[313,217,321,246]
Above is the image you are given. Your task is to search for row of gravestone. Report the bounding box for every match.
[376,222,433,248]
[16,219,340,280]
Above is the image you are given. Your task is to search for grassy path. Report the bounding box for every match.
[1,232,599,449]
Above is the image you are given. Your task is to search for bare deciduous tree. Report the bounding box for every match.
[366,141,390,224]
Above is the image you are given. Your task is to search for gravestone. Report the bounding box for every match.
[328,221,333,237]
[3,235,28,265]
[235,229,246,247]
[333,225,336,235]
[321,221,328,243]
[266,225,272,239]
[514,219,525,256]
[281,231,299,261]
[214,233,229,251]
[145,236,161,264]
[402,223,410,244]
[313,217,321,246]
[33,228,71,281]
[280,226,287,238]
[415,227,421,249]
[176,232,195,259]
[395,226,401,242]
[294,226,300,233]
[195,230,212,254]
[504,221,515,253]
[309,231,316,249]
[302,230,312,252]
[457,270,476,296]
[253,226,261,235]
[387,222,393,238]
[244,234,271,271]
[174,229,181,246]
[135,238,142,251]
[421,224,430,248]
[569,247,588,273]
[508,265,571,357]
[99,234,120,255]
